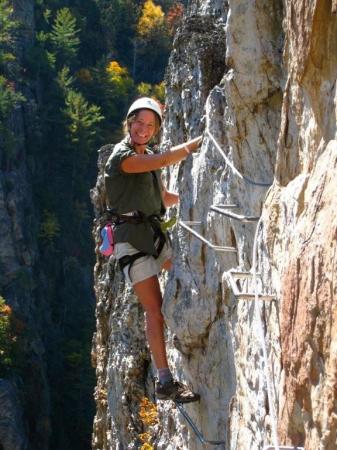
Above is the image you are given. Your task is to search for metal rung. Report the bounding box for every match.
[212,203,238,208]
[229,270,261,279]
[264,447,304,450]
[222,270,275,301]
[176,403,226,446]
[179,221,237,253]
[237,293,274,301]
[210,205,260,222]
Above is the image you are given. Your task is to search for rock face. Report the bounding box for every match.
[0,380,27,450]
[92,1,337,449]
[0,2,51,449]
[265,2,337,449]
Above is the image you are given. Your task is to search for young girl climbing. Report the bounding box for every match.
[104,97,202,403]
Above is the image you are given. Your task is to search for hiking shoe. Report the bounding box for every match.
[156,380,200,403]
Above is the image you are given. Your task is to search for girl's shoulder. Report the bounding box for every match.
[105,139,136,175]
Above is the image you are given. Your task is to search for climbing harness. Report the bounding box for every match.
[100,209,168,279]
[205,128,273,187]
[120,217,167,278]
[118,251,148,279]
[98,209,143,258]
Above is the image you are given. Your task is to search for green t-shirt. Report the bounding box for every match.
[104,138,165,255]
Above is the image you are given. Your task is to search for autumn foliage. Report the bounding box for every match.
[166,2,184,33]
[137,0,165,37]
[138,397,159,449]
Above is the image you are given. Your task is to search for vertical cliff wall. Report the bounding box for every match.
[265,2,337,449]
[0,2,51,449]
[92,1,337,449]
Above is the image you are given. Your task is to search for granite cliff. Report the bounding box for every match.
[91,1,336,449]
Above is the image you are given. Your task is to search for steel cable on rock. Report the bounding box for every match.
[204,127,273,187]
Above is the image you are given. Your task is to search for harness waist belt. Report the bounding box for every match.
[105,209,167,280]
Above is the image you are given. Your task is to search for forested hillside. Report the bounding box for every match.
[0,1,183,448]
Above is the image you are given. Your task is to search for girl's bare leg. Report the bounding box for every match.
[133,275,168,369]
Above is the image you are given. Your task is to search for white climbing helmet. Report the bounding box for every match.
[127,97,163,125]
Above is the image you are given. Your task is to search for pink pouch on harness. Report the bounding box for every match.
[99,223,114,256]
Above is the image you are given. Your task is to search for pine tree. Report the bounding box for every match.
[64,89,104,147]
[51,8,80,64]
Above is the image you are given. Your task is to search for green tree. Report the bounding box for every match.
[51,8,80,65]
[0,2,25,167]
[56,65,104,193]
[0,0,16,66]
[137,80,165,102]
[39,210,61,245]
[0,0,174,448]
[94,0,141,67]
[64,89,104,147]
[0,76,25,119]
[80,58,134,142]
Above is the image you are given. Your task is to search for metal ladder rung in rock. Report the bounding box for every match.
[212,203,238,208]
[179,221,237,253]
[234,293,274,301]
[210,205,260,222]
[175,403,226,446]
[222,270,275,301]
[228,270,261,279]
[264,446,304,450]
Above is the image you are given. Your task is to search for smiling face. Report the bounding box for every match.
[129,109,157,147]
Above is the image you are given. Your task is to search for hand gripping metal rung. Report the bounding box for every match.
[179,221,237,253]
[175,402,226,446]
[222,269,275,301]
[210,205,260,222]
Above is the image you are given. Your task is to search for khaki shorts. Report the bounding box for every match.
[114,241,172,285]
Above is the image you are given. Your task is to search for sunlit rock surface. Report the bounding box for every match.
[92,1,337,449]
[264,2,337,448]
